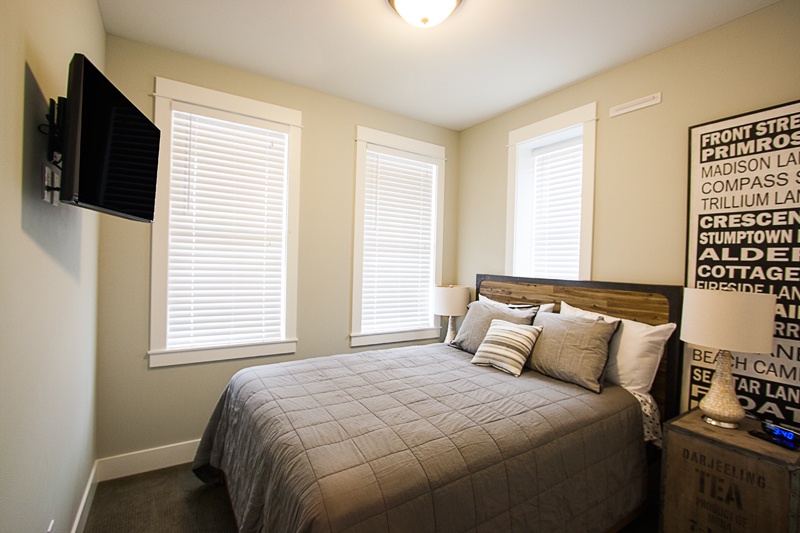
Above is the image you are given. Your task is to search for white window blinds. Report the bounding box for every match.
[165,105,290,350]
[521,134,582,279]
[507,103,596,281]
[150,78,301,367]
[360,147,437,334]
[512,120,591,280]
[351,127,445,347]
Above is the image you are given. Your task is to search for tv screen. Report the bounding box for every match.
[59,53,160,222]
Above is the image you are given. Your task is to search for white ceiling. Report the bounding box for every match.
[97,0,777,131]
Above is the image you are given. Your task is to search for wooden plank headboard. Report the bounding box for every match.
[476,274,684,421]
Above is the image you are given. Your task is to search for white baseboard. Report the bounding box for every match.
[71,462,98,533]
[96,439,201,482]
[70,439,201,532]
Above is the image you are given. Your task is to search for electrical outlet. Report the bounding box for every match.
[46,518,54,533]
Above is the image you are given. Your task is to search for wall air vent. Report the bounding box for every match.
[609,92,661,117]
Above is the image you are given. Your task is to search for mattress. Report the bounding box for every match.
[193,343,646,532]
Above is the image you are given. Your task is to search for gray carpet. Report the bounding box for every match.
[83,463,659,532]
[84,463,237,532]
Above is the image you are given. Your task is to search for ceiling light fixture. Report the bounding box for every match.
[389,0,462,28]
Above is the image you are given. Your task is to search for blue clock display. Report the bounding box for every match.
[763,422,800,442]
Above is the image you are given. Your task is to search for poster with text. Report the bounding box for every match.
[684,99,800,426]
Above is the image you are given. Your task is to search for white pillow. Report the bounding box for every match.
[559,301,676,395]
[479,294,555,313]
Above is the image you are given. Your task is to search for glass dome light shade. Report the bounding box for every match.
[389,0,462,28]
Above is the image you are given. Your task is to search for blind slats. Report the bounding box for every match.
[359,149,437,335]
[514,130,583,280]
[165,109,289,350]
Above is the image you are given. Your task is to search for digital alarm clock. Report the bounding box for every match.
[749,429,797,450]
[762,421,800,442]
[748,422,800,450]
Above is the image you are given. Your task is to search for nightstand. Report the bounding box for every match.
[661,409,800,532]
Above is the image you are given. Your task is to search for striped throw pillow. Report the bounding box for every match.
[471,319,543,377]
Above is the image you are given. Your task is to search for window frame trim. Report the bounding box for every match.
[505,102,597,280]
[148,77,301,368]
[351,126,446,347]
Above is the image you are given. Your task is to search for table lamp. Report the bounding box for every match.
[434,285,470,343]
[680,288,776,428]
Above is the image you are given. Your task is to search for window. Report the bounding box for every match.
[506,103,596,280]
[351,127,445,347]
[148,78,301,367]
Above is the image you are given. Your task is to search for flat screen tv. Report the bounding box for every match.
[52,53,160,222]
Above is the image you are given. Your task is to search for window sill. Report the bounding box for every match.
[148,339,298,368]
[350,328,440,348]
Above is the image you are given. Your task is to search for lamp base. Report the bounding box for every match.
[698,349,745,430]
[444,316,457,344]
[701,414,739,429]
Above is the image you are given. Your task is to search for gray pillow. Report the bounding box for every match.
[528,312,617,393]
[450,301,538,354]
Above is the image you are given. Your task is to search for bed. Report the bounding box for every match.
[193,274,683,532]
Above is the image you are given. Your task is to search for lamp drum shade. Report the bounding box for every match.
[680,289,776,354]
[433,286,470,317]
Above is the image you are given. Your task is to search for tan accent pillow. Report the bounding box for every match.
[471,320,543,377]
[528,312,617,393]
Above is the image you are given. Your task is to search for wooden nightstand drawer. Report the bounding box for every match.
[662,409,800,533]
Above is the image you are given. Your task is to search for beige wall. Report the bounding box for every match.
[96,35,460,457]
[456,0,800,288]
[0,0,105,531]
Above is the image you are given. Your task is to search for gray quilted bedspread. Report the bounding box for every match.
[193,343,646,532]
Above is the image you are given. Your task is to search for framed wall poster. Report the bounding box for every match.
[683,99,800,424]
